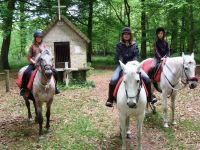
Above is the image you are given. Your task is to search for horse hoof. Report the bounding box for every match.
[29,118,34,123]
[37,135,44,142]
[126,133,131,139]
[172,121,177,125]
[164,123,169,128]
[122,147,126,150]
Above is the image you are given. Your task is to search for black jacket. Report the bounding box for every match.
[116,42,139,64]
[153,39,170,60]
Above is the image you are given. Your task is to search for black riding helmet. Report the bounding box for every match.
[122,27,132,35]
[156,27,165,35]
[33,30,43,38]
[121,27,133,43]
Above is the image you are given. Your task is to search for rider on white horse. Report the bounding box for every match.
[20,30,60,97]
[149,27,171,79]
[105,27,157,107]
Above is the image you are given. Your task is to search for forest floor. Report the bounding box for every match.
[0,68,200,150]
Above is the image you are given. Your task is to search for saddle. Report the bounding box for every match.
[16,69,38,91]
[113,76,149,98]
[141,58,166,82]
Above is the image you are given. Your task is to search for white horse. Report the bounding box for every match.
[19,49,55,137]
[117,61,147,150]
[141,53,198,128]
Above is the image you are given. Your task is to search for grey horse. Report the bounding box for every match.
[18,49,55,137]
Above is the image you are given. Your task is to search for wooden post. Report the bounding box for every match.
[4,70,10,92]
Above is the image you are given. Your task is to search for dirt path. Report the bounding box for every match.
[0,70,199,150]
[88,70,200,150]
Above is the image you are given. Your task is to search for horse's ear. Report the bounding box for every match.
[119,60,125,71]
[191,52,194,58]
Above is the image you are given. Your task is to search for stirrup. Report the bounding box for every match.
[20,88,26,96]
[105,101,113,107]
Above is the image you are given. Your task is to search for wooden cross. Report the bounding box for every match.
[53,0,65,20]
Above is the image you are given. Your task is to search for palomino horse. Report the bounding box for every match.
[18,49,55,137]
[117,61,147,150]
[141,53,198,128]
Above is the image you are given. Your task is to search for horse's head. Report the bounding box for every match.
[182,52,198,89]
[119,60,142,109]
[36,49,54,80]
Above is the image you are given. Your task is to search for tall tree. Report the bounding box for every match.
[19,0,27,57]
[141,0,146,59]
[124,0,131,27]
[188,0,195,53]
[87,0,94,62]
[0,0,16,69]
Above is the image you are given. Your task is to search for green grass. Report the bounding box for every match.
[144,112,200,150]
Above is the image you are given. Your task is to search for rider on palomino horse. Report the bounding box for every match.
[105,27,157,107]
[148,27,171,79]
[20,30,60,97]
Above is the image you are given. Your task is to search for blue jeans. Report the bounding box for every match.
[110,65,122,86]
[110,65,152,100]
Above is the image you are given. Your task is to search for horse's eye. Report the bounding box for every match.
[136,80,140,83]
[185,67,189,71]
[124,80,126,84]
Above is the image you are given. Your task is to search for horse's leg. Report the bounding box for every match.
[137,113,145,150]
[171,92,177,125]
[33,100,38,122]
[36,101,43,136]
[162,92,169,128]
[119,113,127,150]
[126,116,131,139]
[46,99,53,130]
[24,97,32,121]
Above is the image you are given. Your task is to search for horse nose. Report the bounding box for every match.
[127,102,137,109]
[189,82,197,89]
[45,70,53,78]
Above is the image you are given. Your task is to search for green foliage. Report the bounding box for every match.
[92,55,115,67]
[1,0,200,68]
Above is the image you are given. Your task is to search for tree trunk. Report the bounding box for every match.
[87,0,94,62]
[180,15,186,53]
[124,0,131,27]
[19,0,27,57]
[0,0,16,69]
[141,0,146,59]
[188,2,194,53]
[170,10,178,53]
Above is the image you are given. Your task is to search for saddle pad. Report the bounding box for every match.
[16,73,24,88]
[141,58,153,74]
[141,58,167,82]
[113,76,148,98]
[27,69,38,90]
[16,69,38,90]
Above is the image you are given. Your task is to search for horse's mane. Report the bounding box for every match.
[35,49,52,64]
[127,61,140,66]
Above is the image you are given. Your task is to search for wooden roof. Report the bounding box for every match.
[43,15,90,43]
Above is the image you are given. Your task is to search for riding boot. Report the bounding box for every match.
[55,86,60,94]
[146,80,157,104]
[105,84,116,107]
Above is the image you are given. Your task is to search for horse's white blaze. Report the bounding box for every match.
[117,61,147,150]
